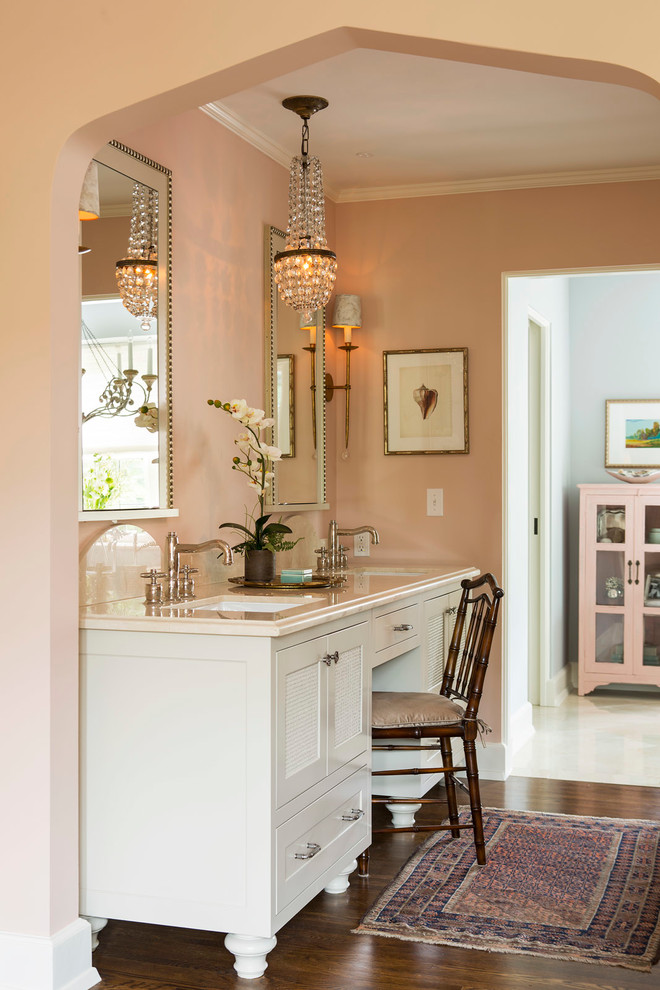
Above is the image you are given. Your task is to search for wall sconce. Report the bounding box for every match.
[327,294,361,449]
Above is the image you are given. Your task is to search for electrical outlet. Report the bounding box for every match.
[427,488,444,516]
[354,532,370,556]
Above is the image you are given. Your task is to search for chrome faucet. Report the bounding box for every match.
[318,520,380,572]
[165,531,234,602]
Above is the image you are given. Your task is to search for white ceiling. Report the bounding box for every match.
[210,48,660,201]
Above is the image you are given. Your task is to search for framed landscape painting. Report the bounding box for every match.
[605,399,660,467]
[383,347,468,455]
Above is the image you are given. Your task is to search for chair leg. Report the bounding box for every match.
[440,738,460,838]
[357,849,370,877]
[464,738,486,865]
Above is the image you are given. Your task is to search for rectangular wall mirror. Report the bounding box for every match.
[264,225,327,510]
[79,141,175,520]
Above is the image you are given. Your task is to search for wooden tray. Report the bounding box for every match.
[228,576,345,590]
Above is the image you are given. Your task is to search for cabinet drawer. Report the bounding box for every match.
[373,603,420,654]
[276,767,370,913]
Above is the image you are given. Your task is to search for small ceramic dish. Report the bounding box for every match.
[605,469,660,484]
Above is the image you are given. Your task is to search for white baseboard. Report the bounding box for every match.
[0,919,100,990]
[477,741,508,781]
[508,701,535,758]
[544,664,570,707]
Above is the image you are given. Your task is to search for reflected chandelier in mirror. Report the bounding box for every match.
[79,141,175,520]
[265,224,327,511]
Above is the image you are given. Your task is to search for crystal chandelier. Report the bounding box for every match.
[115,181,158,331]
[273,96,337,322]
[81,319,157,423]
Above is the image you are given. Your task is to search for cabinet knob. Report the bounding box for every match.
[321,651,340,666]
[341,808,365,821]
[294,842,321,860]
[393,623,413,632]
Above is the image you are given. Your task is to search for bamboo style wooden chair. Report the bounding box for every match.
[358,572,503,877]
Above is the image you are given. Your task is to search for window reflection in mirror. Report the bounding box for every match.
[81,296,159,510]
[79,143,173,518]
[265,225,327,510]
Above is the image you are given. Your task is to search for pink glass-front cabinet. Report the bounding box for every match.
[578,484,660,695]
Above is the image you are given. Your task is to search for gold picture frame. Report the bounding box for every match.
[383,348,469,455]
[276,354,295,457]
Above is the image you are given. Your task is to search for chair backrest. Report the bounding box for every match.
[440,572,504,720]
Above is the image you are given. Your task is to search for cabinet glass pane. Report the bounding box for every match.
[646,505,660,544]
[596,552,626,605]
[596,505,626,544]
[644,552,660,604]
[595,614,625,664]
[642,615,660,667]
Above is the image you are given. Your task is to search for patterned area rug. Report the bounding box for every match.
[354,807,660,970]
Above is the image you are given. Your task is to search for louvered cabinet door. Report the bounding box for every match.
[276,635,328,808]
[326,621,369,777]
[422,590,462,692]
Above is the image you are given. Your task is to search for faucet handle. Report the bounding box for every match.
[179,565,199,600]
[315,546,330,574]
[141,569,167,604]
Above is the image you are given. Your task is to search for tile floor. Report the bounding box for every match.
[511,690,660,787]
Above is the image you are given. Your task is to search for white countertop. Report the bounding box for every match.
[79,564,477,637]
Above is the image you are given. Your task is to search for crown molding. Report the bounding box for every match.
[200,102,340,202]
[335,165,660,203]
[200,103,660,205]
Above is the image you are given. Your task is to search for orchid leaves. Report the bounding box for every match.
[218,514,294,553]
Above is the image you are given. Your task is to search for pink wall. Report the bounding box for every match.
[332,179,660,731]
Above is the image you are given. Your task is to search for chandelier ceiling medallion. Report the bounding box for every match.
[115,181,158,331]
[273,96,337,322]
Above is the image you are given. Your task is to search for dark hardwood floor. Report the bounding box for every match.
[91,777,660,990]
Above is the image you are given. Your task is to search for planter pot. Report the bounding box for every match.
[244,549,276,583]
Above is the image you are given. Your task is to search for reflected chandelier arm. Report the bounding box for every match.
[81,319,157,423]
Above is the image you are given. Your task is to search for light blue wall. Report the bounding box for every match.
[568,270,660,661]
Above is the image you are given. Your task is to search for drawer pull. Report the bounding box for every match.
[341,808,365,822]
[393,623,413,632]
[294,842,321,860]
[321,651,340,666]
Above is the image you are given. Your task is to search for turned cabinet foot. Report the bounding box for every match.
[81,915,108,951]
[385,802,422,828]
[323,858,357,894]
[224,933,277,980]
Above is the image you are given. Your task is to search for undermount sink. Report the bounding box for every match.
[194,596,310,614]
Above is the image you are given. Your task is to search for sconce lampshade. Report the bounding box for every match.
[78,161,100,221]
[332,294,362,330]
[332,294,361,345]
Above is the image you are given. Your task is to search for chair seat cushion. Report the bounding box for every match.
[372,691,465,729]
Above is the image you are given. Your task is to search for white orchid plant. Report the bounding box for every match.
[208,397,299,555]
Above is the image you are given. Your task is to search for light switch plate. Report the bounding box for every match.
[427,489,444,516]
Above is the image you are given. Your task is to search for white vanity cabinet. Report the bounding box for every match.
[79,616,371,979]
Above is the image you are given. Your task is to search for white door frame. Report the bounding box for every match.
[527,307,552,708]
[501,264,660,777]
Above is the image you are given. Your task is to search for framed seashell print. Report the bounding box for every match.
[383,347,468,455]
